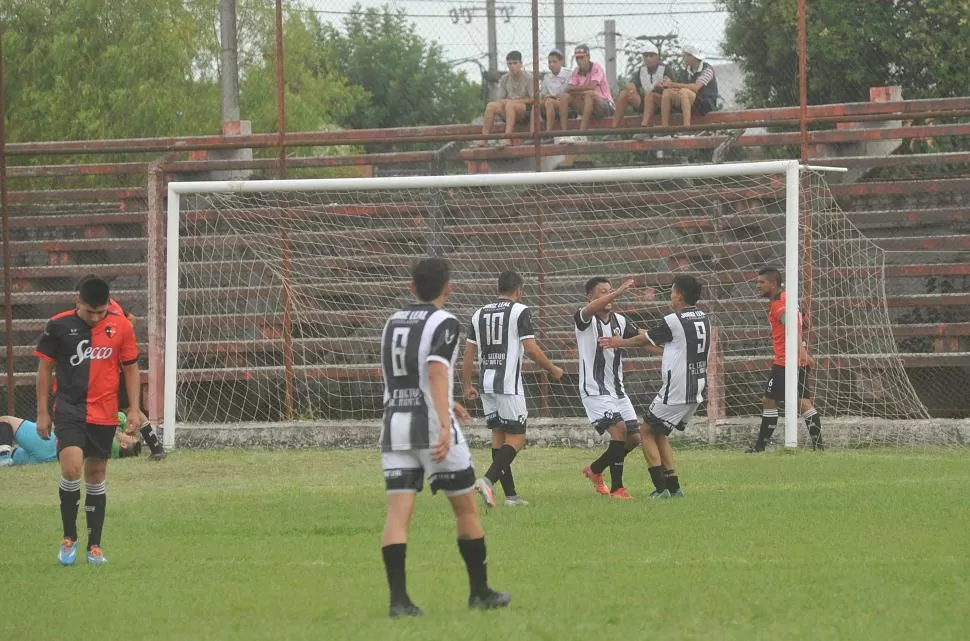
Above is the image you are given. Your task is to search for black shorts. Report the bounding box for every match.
[487,416,527,435]
[117,374,129,412]
[692,98,715,117]
[540,101,578,119]
[592,418,640,436]
[764,365,811,402]
[55,421,116,460]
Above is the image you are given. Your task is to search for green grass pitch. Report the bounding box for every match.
[2,448,968,641]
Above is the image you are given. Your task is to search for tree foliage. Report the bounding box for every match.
[318,4,482,129]
[1,0,221,141]
[1,0,481,143]
[235,2,367,135]
[721,0,970,108]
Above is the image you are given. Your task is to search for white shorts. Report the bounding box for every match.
[381,435,476,497]
[481,393,528,433]
[581,395,640,434]
[644,397,698,436]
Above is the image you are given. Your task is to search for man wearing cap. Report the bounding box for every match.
[557,44,614,140]
[540,49,571,132]
[659,44,718,131]
[476,50,534,147]
[612,43,674,129]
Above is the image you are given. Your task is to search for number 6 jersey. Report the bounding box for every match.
[380,303,461,452]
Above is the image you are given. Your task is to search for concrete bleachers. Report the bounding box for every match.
[4,96,970,418]
[6,194,969,341]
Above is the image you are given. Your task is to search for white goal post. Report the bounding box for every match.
[163,160,909,450]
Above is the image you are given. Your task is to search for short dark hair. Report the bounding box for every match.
[412,257,450,302]
[75,273,99,290]
[548,49,564,61]
[118,440,142,458]
[498,270,524,295]
[78,276,110,307]
[0,421,13,447]
[672,275,703,305]
[585,276,609,295]
[506,50,522,62]
[758,266,783,286]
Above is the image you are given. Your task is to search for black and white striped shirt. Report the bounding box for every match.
[645,306,710,405]
[467,299,535,395]
[574,308,639,398]
[380,304,461,452]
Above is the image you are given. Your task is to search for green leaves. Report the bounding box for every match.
[318,4,482,130]
[0,0,481,143]
[720,0,970,108]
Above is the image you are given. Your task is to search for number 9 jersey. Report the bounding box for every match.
[644,306,711,405]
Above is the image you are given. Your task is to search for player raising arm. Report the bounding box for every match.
[600,275,708,498]
[462,270,564,508]
[574,277,642,500]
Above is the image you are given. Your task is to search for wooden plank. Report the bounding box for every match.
[7,212,146,229]
[830,178,970,198]
[8,97,970,157]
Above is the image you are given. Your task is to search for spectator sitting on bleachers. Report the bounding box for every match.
[540,49,571,133]
[612,42,674,130]
[475,50,533,147]
[659,44,718,133]
[556,44,614,142]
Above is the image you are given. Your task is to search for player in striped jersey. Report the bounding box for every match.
[600,275,709,498]
[574,277,641,499]
[747,266,823,452]
[462,271,564,508]
[379,258,510,617]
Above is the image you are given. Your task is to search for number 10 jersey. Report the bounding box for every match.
[467,299,535,396]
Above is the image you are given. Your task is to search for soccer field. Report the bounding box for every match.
[2,448,968,641]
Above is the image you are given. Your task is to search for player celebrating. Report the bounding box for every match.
[379,257,510,618]
[462,270,564,508]
[35,276,147,565]
[574,277,641,499]
[599,275,709,498]
[747,267,824,452]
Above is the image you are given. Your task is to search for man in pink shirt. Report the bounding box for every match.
[556,44,615,141]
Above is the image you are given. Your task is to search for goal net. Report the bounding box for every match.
[164,162,962,449]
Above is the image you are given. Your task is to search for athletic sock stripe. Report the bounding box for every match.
[802,409,818,419]
[60,478,81,492]
[762,410,779,417]
[84,482,106,495]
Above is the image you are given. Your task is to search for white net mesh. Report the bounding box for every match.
[171,169,967,447]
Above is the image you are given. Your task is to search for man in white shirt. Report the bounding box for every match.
[540,49,571,133]
[612,42,674,129]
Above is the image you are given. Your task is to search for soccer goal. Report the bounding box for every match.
[163,160,954,450]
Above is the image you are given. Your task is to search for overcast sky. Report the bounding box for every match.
[305,0,728,81]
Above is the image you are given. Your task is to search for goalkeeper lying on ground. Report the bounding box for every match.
[0,414,142,467]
